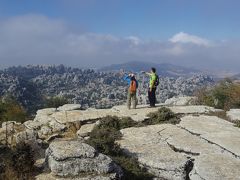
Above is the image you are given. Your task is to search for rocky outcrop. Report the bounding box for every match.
[118,115,240,180]
[1,102,239,179]
[57,104,81,111]
[77,123,96,138]
[227,109,240,122]
[45,140,123,179]
[164,96,197,106]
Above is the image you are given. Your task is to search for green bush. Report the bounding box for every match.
[0,144,35,180]
[97,116,138,130]
[44,96,69,108]
[113,156,154,180]
[196,79,240,110]
[145,107,180,125]
[86,116,155,179]
[0,98,27,124]
[235,121,240,128]
[87,126,122,156]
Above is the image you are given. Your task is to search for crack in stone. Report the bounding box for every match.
[166,142,200,156]
[178,125,240,159]
[156,127,197,180]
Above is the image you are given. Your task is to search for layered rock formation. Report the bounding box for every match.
[1,97,240,179]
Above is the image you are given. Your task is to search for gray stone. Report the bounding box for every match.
[36,172,119,180]
[179,115,240,157]
[77,123,95,137]
[119,125,189,179]
[164,96,197,106]
[57,104,81,111]
[2,121,20,129]
[46,140,122,178]
[38,125,53,139]
[190,153,240,180]
[119,121,240,180]
[24,120,43,130]
[15,129,38,144]
[48,120,66,133]
[36,108,57,116]
[227,109,240,122]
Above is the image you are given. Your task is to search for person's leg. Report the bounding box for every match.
[132,92,137,109]
[152,88,156,107]
[148,88,152,106]
[148,88,154,107]
[127,90,131,109]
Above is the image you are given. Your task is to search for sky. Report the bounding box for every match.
[0,0,240,71]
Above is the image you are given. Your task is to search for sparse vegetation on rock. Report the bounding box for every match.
[145,107,180,125]
[86,116,154,179]
[0,144,35,180]
[44,96,69,108]
[196,79,240,110]
[0,97,27,124]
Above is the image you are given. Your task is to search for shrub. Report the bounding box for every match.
[113,156,154,180]
[196,79,240,110]
[145,107,180,125]
[0,98,27,124]
[0,144,35,180]
[44,96,69,108]
[86,116,155,179]
[97,116,138,130]
[87,126,122,156]
[235,121,240,128]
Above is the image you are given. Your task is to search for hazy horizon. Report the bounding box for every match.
[0,0,240,72]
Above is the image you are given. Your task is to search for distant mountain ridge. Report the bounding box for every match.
[100,61,201,77]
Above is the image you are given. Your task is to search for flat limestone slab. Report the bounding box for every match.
[118,125,189,179]
[179,115,240,157]
[191,153,240,180]
[112,105,220,122]
[51,110,117,124]
[227,109,240,122]
[157,124,240,180]
[35,104,222,124]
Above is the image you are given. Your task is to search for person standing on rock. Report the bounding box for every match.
[142,67,159,107]
[122,72,138,109]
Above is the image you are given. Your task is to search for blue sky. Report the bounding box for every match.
[0,0,239,71]
[0,0,239,39]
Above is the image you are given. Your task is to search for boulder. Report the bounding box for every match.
[77,123,95,137]
[15,129,38,145]
[36,108,57,116]
[46,140,122,178]
[36,172,119,180]
[227,109,240,122]
[24,120,43,130]
[38,126,53,139]
[57,104,81,111]
[2,121,19,129]
[164,96,197,106]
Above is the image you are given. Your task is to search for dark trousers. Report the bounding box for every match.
[148,88,156,107]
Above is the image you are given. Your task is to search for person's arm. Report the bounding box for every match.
[123,74,129,81]
[123,74,131,84]
[141,71,151,76]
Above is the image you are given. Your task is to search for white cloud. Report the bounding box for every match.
[169,32,211,46]
[0,15,239,71]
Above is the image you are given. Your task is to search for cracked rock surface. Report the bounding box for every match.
[118,117,240,180]
[46,140,123,178]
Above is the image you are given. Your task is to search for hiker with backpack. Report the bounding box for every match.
[142,67,159,107]
[123,72,138,109]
